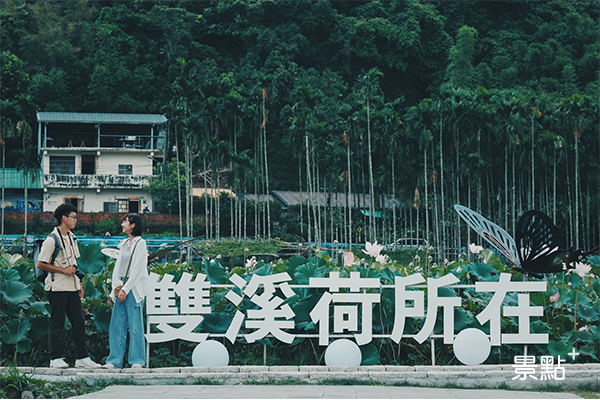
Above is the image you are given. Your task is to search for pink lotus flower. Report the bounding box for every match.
[344,251,356,267]
[572,262,592,278]
[549,292,560,303]
[362,241,384,258]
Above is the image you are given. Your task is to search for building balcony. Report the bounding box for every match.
[44,174,151,190]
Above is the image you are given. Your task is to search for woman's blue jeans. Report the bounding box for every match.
[106,294,145,367]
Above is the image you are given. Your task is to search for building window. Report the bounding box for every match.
[117,199,140,213]
[64,197,83,212]
[50,156,75,174]
[119,164,133,175]
[81,154,96,175]
[103,202,117,213]
[118,199,129,213]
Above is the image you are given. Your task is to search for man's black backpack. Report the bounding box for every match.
[33,231,62,283]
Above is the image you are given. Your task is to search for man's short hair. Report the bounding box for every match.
[54,203,78,225]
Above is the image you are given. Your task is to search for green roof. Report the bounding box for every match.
[0,168,44,189]
[37,112,167,125]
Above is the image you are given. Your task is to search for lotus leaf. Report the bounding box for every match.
[254,263,272,276]
[0,280,33,305]
[379,267,400,284]
[547,340,574,359]
[0,318,31,344]
[91,307,112,333]
[466,262,500,282]
[16,340,32,353]
[0,268,20,282]
[360,343,380,365]
[1,253,24,266]
[577,304,599,322]
[13,263,34,284]
[453,308,473,332]
[27,301,50,317]
[579,342,599,361]
[285,255,308,276]
[29,317,50,341]
[77,242,106,274]
[201,312,233,333]
[204,258,228,284]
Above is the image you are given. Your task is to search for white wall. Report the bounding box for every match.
[42,149,154,175]
[44,188,153,213]
[42,149,158,212]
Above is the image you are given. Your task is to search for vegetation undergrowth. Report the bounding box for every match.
[0,363,126,399]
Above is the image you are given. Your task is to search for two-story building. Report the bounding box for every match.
[37,112,167,213]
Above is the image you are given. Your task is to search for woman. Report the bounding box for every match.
[103,213,149,369]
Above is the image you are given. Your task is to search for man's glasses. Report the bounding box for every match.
[67,215,78,220]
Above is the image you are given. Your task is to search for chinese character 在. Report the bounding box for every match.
[476,273,547,345]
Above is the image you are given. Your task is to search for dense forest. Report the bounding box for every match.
[1,0,599,252]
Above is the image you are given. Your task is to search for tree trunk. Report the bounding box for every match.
[23,176,28,256]
[175,130,183,244]
[305,134,312,244]
[367,97,375,241]
[574,122,580,246]
[347,137,352,249]
[391,153,396,251]
[1,144,5,248]
[262,93,271,239]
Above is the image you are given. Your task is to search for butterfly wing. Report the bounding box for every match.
[515,210,570,274]
[100,247,120,259]
[454,204,520,267]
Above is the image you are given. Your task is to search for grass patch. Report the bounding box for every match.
[576,391,600,399]
[193,377,224,385]
[244,377,307,385]
[0,364,139,399]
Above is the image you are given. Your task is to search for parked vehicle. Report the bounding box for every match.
[385,238,429,250]
[1,200,42,212]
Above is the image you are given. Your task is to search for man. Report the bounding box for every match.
[37,203,100,368]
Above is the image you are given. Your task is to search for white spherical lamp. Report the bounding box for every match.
[192,340,229,367]
[324,339,362,366]
[453,328,491,366]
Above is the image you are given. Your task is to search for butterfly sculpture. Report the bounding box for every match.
[454,204,595,279]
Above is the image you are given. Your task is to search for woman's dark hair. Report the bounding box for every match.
[54,203,77,225]
[124,213,143,236]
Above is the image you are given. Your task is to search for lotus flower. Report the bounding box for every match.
[549,292,560,303]
[344,251,356,267]
[572,262,592,278]
[468,243,484,254]
[245,256,257,269]
[376,254,389,264]
[362,241,384,258]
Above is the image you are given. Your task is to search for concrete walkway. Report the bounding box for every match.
[71,384,582,399]
[7,364,598,399]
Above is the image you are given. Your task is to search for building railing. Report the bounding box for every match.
[44,174,151,189]
[43,133,165,150]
